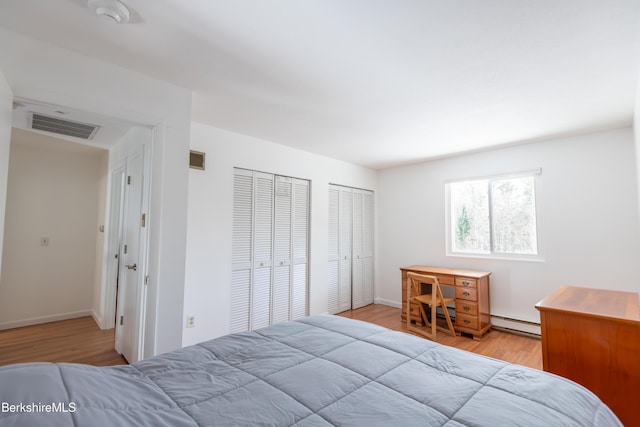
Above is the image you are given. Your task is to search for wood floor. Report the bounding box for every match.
[0,316,127,366]
[0,305,542,370]
[338,304,543,370]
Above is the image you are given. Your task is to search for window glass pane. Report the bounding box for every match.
[491,176,537,254]
[450,180,490,253]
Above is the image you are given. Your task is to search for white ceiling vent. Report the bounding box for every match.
[29,112,100,140]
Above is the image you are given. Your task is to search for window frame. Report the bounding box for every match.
[445,169,544,262]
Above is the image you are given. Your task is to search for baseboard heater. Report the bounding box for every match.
[426,310,541,338]
[491,315,541,337]
[394,300,542,338]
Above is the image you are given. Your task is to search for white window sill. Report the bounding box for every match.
[446,252,545,263]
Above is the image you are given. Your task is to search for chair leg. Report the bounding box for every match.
[431,301,437,337]
[418,303,429,328]
[407,302,436,341]
[441,303,456,337]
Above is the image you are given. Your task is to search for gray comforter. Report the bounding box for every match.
[0,315,621,426]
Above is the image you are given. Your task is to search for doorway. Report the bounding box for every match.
[0,98,152,364]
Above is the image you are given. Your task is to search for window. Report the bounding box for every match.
[446,170,542,260]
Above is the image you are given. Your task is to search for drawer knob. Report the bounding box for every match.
[463,291,470,297]
[463,306,470,311]
[463,319,471,325]
[463,281,470,286]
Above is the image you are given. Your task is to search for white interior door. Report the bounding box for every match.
[328,185,374,313]
[230,169,253,333]
[328,185,341,314]
[272,176,292,324]
[231,169,309,331]
[290,178,309,320]
[116,147,144,363]
[0,69,13,280]
[352,189,374,308]
[251,172,273,330]
[338,187,353,312]
[328,185,354,314]
[362,190,374,306]
[0,71,12,277]
[352,190,365,309]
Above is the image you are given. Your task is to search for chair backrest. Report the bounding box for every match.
[407,272,440,302]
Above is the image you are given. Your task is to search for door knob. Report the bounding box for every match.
[126,264,137,271]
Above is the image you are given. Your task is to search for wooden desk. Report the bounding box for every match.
[401,266,491,340]
[535,286,640,427]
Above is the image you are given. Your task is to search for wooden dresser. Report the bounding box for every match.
[400,266,491,340]
[535,286,640,427]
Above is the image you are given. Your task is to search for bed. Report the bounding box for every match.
[0,315,621,426]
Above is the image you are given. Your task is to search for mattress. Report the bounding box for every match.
[0,315,621,426]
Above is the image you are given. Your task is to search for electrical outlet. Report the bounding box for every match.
[40,237,50,246]
[186,315,195,328]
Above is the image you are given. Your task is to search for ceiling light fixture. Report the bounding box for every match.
[88,0,130,24]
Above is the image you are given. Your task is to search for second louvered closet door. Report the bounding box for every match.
[328,185,374,314]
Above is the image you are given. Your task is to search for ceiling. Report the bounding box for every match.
[1,1,639,169]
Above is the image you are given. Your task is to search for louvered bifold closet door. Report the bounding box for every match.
[230,169,254,333]
[351,189,365,309]
[272,176,292,324]
[338,187,353,312]
[327,185,354,314]
[362,190,374,305]
[231,169,309,332]
[327,185,341,314]
[251,172,274,330]
[327,185,374,314]
[291,178,309,320]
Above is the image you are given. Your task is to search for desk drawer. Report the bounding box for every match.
[436,275,455,286]
[409,302,423,317]
[455,286,477,301]
[455,277,477,288]
[456,301,478,316]
[456,313,478,330]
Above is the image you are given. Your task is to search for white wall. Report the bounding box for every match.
[92,151,109,327]
[634,76,640,230]
[0,129,104,329]
[0,67,12,280]
[377,128,640,324]
[184,121,377,346]
[0,28,191,356]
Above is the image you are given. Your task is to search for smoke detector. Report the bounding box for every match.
[88,0,130,24]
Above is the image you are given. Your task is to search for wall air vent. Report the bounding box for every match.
[189,150,206,170]
[29,112,100,140]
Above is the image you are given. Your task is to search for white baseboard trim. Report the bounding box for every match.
[491,315,541,336]
[374,298,402,309]
[0,310,94,330]
[91,310,105,330]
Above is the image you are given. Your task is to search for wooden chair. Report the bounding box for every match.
[406,272,457,340]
